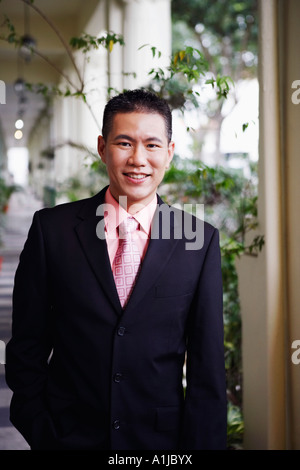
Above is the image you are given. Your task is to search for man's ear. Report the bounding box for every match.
[166,141,175,169]
[98,135,106,163]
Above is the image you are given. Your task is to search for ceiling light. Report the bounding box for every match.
[14,130,23,140]
[15,119,24,129]
[14,78,26,95]
[19,34,37,62]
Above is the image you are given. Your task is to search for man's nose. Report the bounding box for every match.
[128,144,147,166]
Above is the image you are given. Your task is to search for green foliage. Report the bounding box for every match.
[0,15,22,46]
[227,402,244,448]
[0,178,20,212]
[0,177,21,246]
[172,0,258,79]
[69,31,124,53]
[142,44,234,112]
[25,82,87,102]
[206,74,235,100]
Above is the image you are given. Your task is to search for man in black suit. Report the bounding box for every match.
[5,89,227,450]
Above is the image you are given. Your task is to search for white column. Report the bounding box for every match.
[281,0,300,449]
[237,0,286,449]
[121,0,172,89]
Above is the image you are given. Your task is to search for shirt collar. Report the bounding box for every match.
[104,187,157,237]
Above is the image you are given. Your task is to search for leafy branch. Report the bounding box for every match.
[206,74,235,100]
[70,31,124,54]
[163,158,264,259]
[221,234,265,258]
[139,44,234,113]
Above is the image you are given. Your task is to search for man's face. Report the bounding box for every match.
[98,112,175,212]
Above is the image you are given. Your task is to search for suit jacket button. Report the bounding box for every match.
[117,327,125,336]
[113,419,120,430]
[114,373,122,383]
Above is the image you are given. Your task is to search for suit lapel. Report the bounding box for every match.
[74,187,122,315]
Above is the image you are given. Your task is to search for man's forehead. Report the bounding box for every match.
[110,111,168,136]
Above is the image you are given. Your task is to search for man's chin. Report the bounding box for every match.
[124,191,156,212]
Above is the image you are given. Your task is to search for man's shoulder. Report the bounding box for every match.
[157,199,217,234]
[39,197,89,216]
[155,198,218,251]
[36,188,106,222]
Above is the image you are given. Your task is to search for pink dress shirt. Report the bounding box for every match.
[104,187,158,268]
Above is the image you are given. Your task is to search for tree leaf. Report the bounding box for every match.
[179,50,186,61]
[108,39,114,52]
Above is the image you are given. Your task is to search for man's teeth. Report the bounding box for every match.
[126,174,147,179]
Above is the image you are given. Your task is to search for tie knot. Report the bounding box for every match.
[118,217,139,238]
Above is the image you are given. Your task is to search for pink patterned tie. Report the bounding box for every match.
[113,217,141,308]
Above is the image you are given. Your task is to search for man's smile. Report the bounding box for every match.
[123,172,151,182]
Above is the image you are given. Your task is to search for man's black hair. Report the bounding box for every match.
[102,89,172,142]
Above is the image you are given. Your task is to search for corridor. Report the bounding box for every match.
[0,188,42,450]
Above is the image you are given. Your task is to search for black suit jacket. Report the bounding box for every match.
[5,186,227,450]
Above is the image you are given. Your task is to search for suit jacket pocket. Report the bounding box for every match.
[155,283,193,298]
[155,406,182,432]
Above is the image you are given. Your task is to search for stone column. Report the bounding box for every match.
[237,0,300,449]
[237,0,285,449]
[280,0,300,450]
[120,0,172,89]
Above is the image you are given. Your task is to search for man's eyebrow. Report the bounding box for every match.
[144,136,164,144]
[113,134,135,141]
[113,134,164,144]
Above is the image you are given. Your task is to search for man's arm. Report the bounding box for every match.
[5,210,57,448]
[180,228,227,450]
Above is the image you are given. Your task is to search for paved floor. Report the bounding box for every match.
[0,189,43,450]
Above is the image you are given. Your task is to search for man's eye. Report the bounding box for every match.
[147,143,159,149]
[118,142,131,147]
